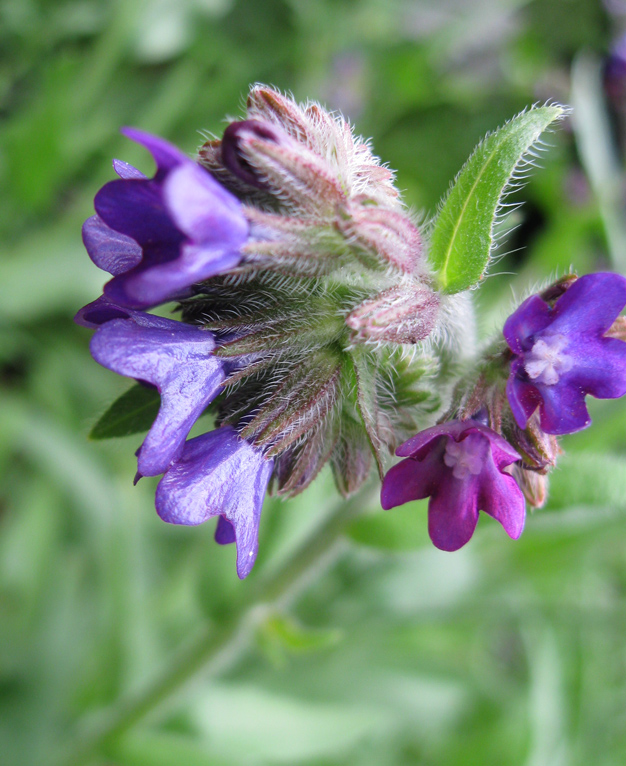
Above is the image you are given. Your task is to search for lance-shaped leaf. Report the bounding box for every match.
[429,104,568,294]
[90,383,161,440]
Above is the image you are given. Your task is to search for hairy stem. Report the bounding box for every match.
[55,484,374,766]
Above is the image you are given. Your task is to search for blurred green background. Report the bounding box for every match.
[3,0,626,764]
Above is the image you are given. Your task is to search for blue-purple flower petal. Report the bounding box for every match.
[82,215,143,275]
[85,129,250,309]
[548,272,626,337]
[121,127,190,174]
[502,294,552,354]
[163,161,248,245]
[95,179,183,247]
[113,158,147,180]
[74,295,134,328]
[504,272,626,433]
[90,314,226,476]
[215,515,237,545]
[155,427,273,578]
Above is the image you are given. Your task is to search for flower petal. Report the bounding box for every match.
[396,420,470,458]
[163,162,248,246]
[427,475,480,552]
[121,127,189,174]
[477,454,525,539]
[95,178,183,247]
[380,450,443,509]
[506,371,542,429]
[535,378,591,434]
[104,244,241,309]
[90,315,225,475]
[503,294,552,353]
[155,427,273,578]
[550,272,626,337]
[563,335,626,399]
[74,295,134,328]
[113,159,147,180]
[215,515,237,545]
[82,215,143,275]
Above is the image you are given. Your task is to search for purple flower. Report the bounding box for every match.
[86,128,249,309]
[381,420,525,551]
[90,312,226,477]
[504,272,626,434]
[155,426,274,579]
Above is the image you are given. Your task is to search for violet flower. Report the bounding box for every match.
[381,420,525,551]
[86,128,249,309]
[504,272,626,434]
[155,426,274,579]
[90,312,226,477]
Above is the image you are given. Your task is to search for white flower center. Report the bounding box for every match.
[443,437,484,480]
[524,333,573,386]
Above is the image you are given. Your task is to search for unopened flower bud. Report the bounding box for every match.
[346,284,439,344]
[221,119,282,189]
[336,199,423,273]
[504,411,561,472]
[510,464,548,508]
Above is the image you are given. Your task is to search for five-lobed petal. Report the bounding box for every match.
[381,420,525,552]
[504,272,626,434]
[155,426,274,579]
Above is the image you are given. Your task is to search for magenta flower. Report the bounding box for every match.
[85,128,249,309]
[90,312,226,477]
[504,272,626,434]
[156,426,273,579]
[381,420,525,551]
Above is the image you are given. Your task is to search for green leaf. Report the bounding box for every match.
[89,383,160,440]
[429,104,568,294]
[347,501,429,551]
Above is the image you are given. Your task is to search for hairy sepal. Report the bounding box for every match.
[331,414,373,497]
[348,347,386,478]
[429,104,568,294]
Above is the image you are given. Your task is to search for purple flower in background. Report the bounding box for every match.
[156,426,274,579]
[381,420,525,551]
[85,128,249,309]
[504,272,626,434]
[90,313,226,477]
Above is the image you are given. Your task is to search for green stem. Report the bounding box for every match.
[55,484,374,766]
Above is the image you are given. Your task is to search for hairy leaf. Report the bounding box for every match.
[429,104,567,294]
[89,383,160,440]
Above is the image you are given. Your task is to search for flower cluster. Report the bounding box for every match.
[381,272,626,551]
[78,86,626,573]
[78,86,448,577]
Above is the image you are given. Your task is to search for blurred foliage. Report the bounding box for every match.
[2,0,626,764]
